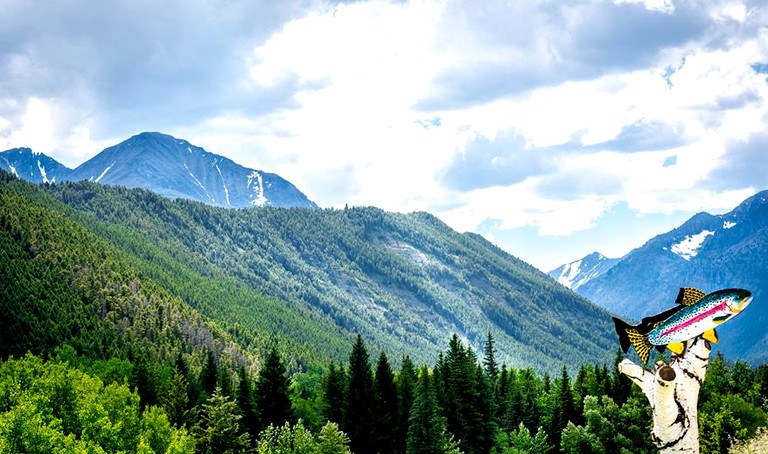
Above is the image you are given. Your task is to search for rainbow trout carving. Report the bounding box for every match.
[613,287,753,364]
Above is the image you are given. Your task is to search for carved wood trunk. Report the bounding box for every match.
[618,336,711,453]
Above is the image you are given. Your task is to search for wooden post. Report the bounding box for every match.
[618,336,712,453]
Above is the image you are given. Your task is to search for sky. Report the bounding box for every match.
[2,0,768,271]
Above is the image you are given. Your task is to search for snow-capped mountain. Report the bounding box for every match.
[548,252,620,290]
[577,190,768,364]
[0,147,72,184]
[63,132,316,208]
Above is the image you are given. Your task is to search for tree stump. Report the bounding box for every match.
[618,336,712,453]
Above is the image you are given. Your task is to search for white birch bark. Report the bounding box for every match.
[617,336,712,454]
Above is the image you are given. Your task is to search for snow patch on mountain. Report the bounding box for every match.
[724,221,737,229]
[669,230,715,261]
[215,164,230,206]
[94,161,116,183]
[555,259,584,289]
[7,164,17,177]
[247,171,268,207]
[184,163,215,203]
[37,160,50,183]
[548,252,619,290]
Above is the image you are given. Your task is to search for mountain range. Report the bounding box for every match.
[0,166,617,373]
[0,132,315,209]
[551,190,768,364]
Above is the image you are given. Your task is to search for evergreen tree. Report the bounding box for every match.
[443,334,485,454]
[483,332,501,429]
[322,362,346,425]
[175,353,202,416]
[163,367,190,428]
[373,351,398,454]
[254,345,295,433]
[549,366,576,448]
[131,352,159,409]
[474,363,497,453]
[611,349,632,406]
[517,369,541,432]
[482,331,499,380]
[199,349,219,402]
[343,334,375,454]
[397,355,418,454]
[406,366,460,454]
[237,366,258,438]
[197,387,251,453]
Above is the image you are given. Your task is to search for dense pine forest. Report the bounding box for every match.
[1,169,767,452]
[2,334,767,453]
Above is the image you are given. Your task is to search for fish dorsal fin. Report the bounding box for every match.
[675,287,707,306]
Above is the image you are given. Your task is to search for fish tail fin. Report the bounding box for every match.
[613,316,653,364]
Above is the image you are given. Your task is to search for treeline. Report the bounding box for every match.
[3,333,766,453]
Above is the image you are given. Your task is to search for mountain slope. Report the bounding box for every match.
[42,177,616,372]
[67,132,316,208]
[548,252,620,290]
[578,190,768,364]
[0,169,252,369]
[0,147,72,184]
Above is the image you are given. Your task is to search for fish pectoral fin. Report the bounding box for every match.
[667,341,686,355]
[703,328,719,344]
[675,287,707,306]
[713,314,732,325]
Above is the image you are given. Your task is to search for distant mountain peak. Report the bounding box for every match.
[64,132,316,209]
[548,251,619,290]
[0,147,72,184]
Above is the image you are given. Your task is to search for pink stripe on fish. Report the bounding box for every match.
[661,300,728,337]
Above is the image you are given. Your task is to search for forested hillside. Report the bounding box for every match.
[35,175,615,371]
[1,170,766,453]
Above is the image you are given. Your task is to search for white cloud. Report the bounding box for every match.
[6,98,56,154]
[614,0,675,14]
[3,0,768,269]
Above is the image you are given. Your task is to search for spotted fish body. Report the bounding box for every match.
[613,288,753,364]
[647,288,752,345]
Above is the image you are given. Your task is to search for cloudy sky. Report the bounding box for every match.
[2,0,768,271]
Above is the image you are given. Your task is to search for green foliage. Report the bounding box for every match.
[2,171,767,453]
[317,422,351,454]
[255,346,295,433]
[407,366,461,454]
[195,387,250,453]
[31,173,615,372]
[700,353,768,453]
[342,334,375,453]
[0,353,193,453]
[373,351,399,453]
[255,420,351,454]
[495,423,552,454]
[320,362,346,426]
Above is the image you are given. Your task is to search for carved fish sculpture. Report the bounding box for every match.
[613,287,752,364]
